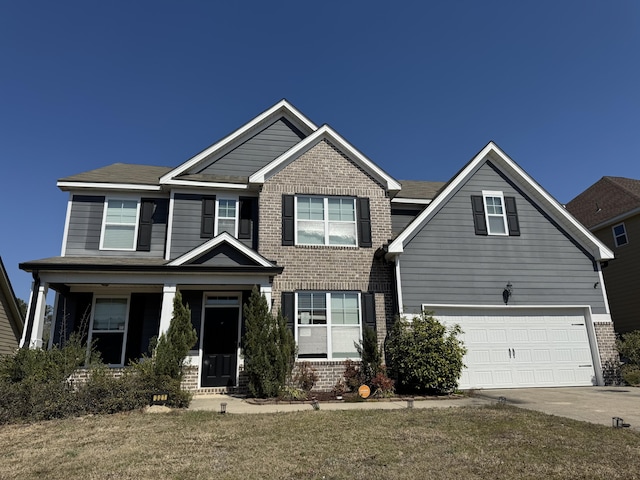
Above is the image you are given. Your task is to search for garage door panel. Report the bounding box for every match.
[433,307,597,389]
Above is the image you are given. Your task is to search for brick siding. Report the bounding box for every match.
[594,321,621,384]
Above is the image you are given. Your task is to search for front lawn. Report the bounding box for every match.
[1,406,639,479]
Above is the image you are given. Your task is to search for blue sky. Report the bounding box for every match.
[1,1,639,303]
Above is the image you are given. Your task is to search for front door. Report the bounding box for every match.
[201,297,240,388]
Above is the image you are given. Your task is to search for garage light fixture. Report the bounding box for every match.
[502,282,513,304]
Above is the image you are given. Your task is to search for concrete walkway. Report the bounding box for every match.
[189,386,640,430]
[189,393,490,414]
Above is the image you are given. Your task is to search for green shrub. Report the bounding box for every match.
[371,367,395,397]
[342,359,363,392]
[242,287,296,398]
[617,330,640,366]
[385,311,466,394]
[355,325,382,385]
[154,291,197,380]
[620,364,640,387]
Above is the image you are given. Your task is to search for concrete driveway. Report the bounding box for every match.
[477,386,640,429]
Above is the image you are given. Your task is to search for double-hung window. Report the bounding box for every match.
[483,191,508,235]
[89,297,129,366]
[613,223,628,247]
[216,199,237,236]
[296,292,361,359]
[296,196,357,246]
[100,199,140,250]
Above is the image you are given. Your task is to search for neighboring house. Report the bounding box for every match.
[0,257,24,355]
[20,100,617,391]
[566,177,640,335]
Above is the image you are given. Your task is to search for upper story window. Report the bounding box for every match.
[295,196,357,246]
[613,223,628,247]
[216,199,237,236]
[100,199,140,250]
[483,192,508,235]
[471,192,520,237]
[296,291,361,359]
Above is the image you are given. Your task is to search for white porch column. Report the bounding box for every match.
[29,283,49,349]
[159,284,177,336]
[260,284,272,312]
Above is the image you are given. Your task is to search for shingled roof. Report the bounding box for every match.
[396,180,446,200]
[58,163,172,186]
[566,176,640,229]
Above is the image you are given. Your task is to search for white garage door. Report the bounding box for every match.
[430,307,597,389]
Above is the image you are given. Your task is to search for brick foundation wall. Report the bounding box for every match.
[594,321,621,385]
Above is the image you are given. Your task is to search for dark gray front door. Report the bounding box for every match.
[201,306,239,387]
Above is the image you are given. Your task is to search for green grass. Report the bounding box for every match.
[1,406,639,479]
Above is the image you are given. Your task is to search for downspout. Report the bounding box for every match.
[20,271,40,349]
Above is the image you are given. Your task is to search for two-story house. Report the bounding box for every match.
[566,177,640,335]
[0,257,24,356]
[20,100,618,391]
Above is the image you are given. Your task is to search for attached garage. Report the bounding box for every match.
[427,306,603,389]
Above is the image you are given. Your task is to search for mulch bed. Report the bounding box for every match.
[245,391,463,405]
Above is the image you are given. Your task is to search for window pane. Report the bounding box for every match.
[106,200,137,224]
[331,326,360,358]
[485,197,503,215]
[331,293,359,325]
[205,296,239,306]
[298,197,324,220]
[298,326,327,357]
[218,199,236,218]
[298,293,326,324]
[94,298,127,331]
[328,198,355,221]
[218,219,235,235]
[488,216,506,234]
[297,220,325,245]
[102,225,136,249]
[92,332,125,365]
[328,222,356,245]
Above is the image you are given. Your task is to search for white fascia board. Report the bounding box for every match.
[391,198,432,205]
[421,303,594,311]
[60,193,73,256]
[162,179,249,190]
[167,232,274,267]
[586,206,640,232]
[249,125,402,192]
[388,141,614,261]
[57,181,161,191]
[159,100,318,184]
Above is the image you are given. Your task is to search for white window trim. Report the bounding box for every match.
[214,196,239,237]
[482,190,508,236]
[294,291,362,360]
[294,196,358,247]
[99,197,141,251]
[612,222,629,247]
[87,295,130,367]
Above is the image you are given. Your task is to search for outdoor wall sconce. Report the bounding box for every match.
[502,282,513,305]
[220,402,227,414]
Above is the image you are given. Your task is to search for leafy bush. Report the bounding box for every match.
[342,359,363,392]
[371,367,395,397]
[620,364,640,387]
[292,361,318,392]
[617,330,640,366]
[242,287,297,398]
[385,311,466,394]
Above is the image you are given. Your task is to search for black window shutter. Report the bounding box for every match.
[357,197,372,248]
[471,195,488,236]
[136,199,155,251]
[282,195,295,246]
[281,292,295,333]
[362,292,376,331]
[200,196,215,238]
[238,197,254,240]
[505,196,520,236]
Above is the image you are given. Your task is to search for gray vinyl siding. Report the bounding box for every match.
[391,205,425,236]
[0,290,20,355]
[65,195,167,257]
[189,118,306,178]
[171,194,208,258]
[400,163,607,314]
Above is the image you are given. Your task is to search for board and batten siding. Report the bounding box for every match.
[400,163,607,314]
[593,214,640,333]
[189,118,306,178]
[64,195,168,257]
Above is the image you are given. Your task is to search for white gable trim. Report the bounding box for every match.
[167,232,275,267]
[249,125,402,192]
[387,142,614,261]
[161,179,249,190]
[159,100,317,184]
